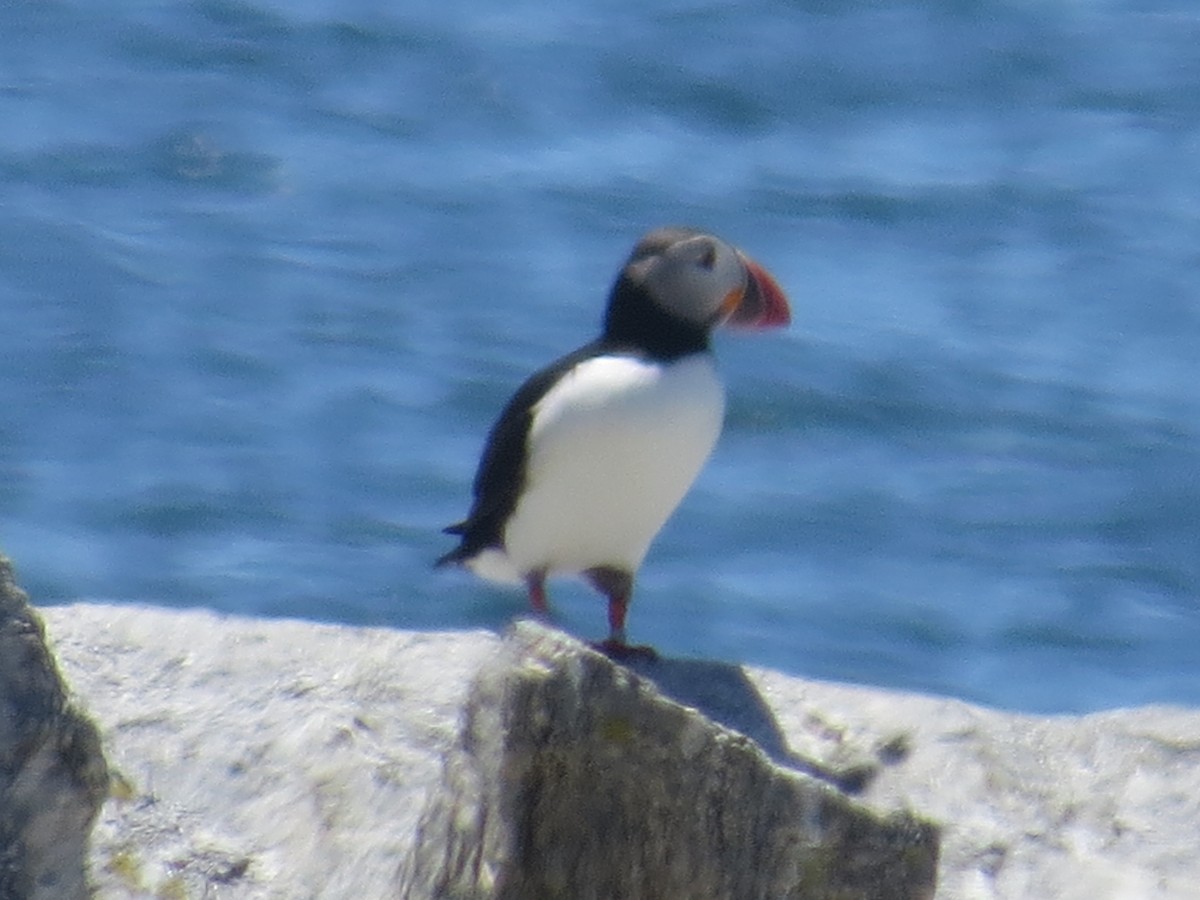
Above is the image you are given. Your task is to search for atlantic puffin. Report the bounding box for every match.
[437,226,790,657]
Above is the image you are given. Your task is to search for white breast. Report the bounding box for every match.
[498,353,724,579]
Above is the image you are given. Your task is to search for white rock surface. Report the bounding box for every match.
[749,671,1200,900]
[38,603,1200,899]
[42,604,495,900]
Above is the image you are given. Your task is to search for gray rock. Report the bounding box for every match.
[31,601,1200,899]
[0,558,108,900]
[749,669,1200,899]
[398,621,940,900]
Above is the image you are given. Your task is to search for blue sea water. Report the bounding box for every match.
[2,0,1198,713]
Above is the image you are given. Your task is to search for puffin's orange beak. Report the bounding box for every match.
[720,253,791,329]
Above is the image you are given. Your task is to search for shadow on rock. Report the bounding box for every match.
[625,653,879,793]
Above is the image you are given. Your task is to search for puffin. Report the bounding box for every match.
[437,226,790,657]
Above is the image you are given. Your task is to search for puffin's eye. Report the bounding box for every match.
[697,243,717,271]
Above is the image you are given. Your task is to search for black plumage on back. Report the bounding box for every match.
[435,343,600,567]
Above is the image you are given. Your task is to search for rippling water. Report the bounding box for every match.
[2,0,1198,712]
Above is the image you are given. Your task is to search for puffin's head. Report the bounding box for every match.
[622,227,791,332]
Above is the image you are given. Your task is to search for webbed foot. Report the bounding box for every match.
[591,638,659,662]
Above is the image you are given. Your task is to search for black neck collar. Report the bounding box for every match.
[600,274,711,360]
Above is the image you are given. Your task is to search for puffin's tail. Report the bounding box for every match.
[434,522,469,569]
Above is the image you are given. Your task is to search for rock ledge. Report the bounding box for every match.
[399,621,938,899]
[0,585,1194,898]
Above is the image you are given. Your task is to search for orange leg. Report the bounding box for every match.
[584,566,657,662]
[525,570,549,616]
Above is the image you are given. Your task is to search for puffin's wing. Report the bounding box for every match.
[436,342,600,567]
